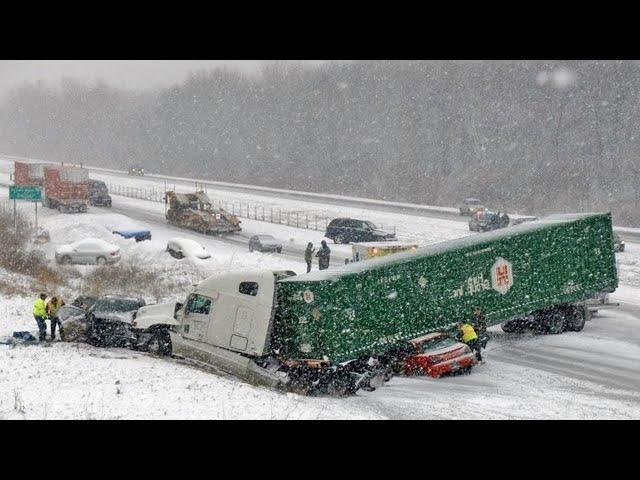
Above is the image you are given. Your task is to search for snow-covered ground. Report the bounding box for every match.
[1,164,639,419]
[1,292,639,419]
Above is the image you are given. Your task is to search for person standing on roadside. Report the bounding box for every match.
[316,240,331,270]
[304,242,315,273]
[33,293,48,342]
[47,296,66,341]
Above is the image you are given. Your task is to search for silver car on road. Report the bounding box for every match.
[55,238,121,265]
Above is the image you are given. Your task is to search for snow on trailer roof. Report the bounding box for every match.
[351,241,418,248]
[280,212,611,283]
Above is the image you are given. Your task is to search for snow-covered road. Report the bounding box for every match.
[1,161,639,418]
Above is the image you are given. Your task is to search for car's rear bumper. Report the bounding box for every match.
[405,353,477,377]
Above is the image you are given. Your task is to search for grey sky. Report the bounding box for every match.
[0,60,327,93]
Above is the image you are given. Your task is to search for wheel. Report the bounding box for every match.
[96,256,107,266]
[146,329,172,356]
[249,245,254,252]
[277,247,282,254]
[501,319,525,333]
[543,312,565,334]
[107,201,112,207]
[60,255,72,265]
[566,306,587,332]
[326,380,350,397]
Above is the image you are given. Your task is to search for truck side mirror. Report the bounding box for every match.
[174,302,183,319]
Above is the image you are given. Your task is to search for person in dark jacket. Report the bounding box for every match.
[46,296,66,341]
[471,307,488,335]
[304,242,315,273]
[316,240,331,270]
[470,307,488,362]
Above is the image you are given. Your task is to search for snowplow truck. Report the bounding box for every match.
[165,191,241,234]
[136,213,618,395]
[43,165,89,213]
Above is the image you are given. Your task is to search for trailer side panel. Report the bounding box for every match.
[275,213,618,362]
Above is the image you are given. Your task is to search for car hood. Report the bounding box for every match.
[92,310,136,324]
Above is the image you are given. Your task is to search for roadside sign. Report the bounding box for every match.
[9,185,41,201]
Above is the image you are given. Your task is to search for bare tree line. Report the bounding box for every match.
[1,60,639,225]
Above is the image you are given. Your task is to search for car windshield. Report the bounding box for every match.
[91,299,142,313]
[364,221,377,229]
[258,235,276,241]
[420,336,458,353]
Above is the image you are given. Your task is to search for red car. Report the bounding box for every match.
[400,332,477,377]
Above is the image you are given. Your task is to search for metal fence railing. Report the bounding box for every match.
[107,182,396,234]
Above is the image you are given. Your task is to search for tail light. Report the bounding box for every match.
[110,251,118,256]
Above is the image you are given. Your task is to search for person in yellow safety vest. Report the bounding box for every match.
[457,322,483,363]
[33,293,48,342]
[46,296,66,341]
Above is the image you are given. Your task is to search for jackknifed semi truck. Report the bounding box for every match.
[135,213,618,394]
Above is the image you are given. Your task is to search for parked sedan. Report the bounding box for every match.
[166,237,211,260]
[399,332,477,377]
[249,235,283,253]
[55,238,121,265]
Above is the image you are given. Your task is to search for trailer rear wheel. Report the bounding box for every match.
[501,319,525,333]
[566,306,587,332]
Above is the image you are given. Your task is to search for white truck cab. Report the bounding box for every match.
[136,269,295,387]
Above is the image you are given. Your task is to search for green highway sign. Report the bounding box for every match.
[9,185,42,201]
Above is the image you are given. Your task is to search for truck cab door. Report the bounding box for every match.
[182,293,214,342]
[226,272,276,355]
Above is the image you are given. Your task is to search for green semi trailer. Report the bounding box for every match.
[137,212,618,394]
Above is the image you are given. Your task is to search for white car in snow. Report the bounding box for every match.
[166,237,212,260]
[55,238,121,265]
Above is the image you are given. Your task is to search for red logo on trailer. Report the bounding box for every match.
[491,257,513,294]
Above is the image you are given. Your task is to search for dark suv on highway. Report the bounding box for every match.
[325,218,397,244]
[88,180,112,207]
